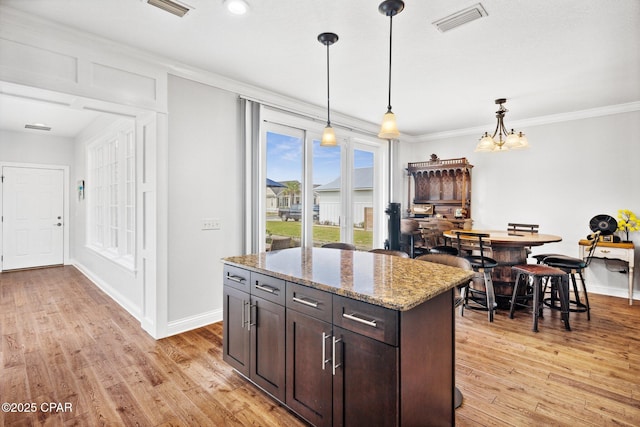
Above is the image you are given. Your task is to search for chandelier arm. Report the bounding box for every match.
[489,119,501,139]
[498,116,508,141]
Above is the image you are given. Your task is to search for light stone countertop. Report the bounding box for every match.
[223,247,475,311]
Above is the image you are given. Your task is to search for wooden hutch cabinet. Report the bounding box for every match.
[407,155,473,229]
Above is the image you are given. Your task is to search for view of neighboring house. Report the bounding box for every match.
[266,180,320,217]
[315,167,373,227]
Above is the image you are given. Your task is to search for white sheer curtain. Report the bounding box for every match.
[240,98,261,254]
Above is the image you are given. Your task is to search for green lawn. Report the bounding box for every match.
[266,220,373,249]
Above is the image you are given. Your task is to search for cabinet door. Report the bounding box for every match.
[286,309,333,427]
[250,296,286,402]
[332,326,399,427]
[223,286,250,376]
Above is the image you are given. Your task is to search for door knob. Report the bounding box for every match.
[55,223,62,226]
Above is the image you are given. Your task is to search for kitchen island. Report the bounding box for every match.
[222,247,474,427]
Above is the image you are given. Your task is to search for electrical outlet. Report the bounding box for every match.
[202,218,221,230]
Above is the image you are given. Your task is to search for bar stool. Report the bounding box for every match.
[322,242,356,250]
[455,231,498,322]
[509,264,571,332]
[536,231,600,320]
[368,249,410,258]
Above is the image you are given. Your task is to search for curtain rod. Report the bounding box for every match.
[239,95,378,139]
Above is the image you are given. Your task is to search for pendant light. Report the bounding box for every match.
[475,98,529,152]
[378,0,405,140]
[318,32,339,146]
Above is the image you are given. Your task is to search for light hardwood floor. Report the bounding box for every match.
[1,266,639,426]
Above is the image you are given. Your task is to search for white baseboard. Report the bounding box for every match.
[588,284,637,302]
[71,259,142,320]
[166,309,223,337]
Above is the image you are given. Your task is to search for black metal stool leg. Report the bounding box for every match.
[509,272,523,319]
[557,275,571,331]
[578,271,591,320]
[532,276,541,332]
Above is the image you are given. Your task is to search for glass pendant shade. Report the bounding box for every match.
[378,111,400,139]
[505,129,521,148]
[321,125,337,146]
[475,132,495,152]
[515,132,529,149]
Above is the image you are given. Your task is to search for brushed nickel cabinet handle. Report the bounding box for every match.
[255,284,278,294]
[332,336,342,375]
[242,300,249,328]
[248,303,257,331]
[342,312,377,328]
[227,274,246,283]
[292,296,319,308]
[322,332,331,370]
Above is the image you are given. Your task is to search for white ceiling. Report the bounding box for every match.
[0,0,638,138]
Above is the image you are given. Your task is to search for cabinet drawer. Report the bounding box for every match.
[286,282,332,323]
[224,264,251,292]
[333,295,398,346]
[591,247,630,261]
[251,272,286,306]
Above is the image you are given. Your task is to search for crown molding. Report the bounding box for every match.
[417,101,640,142]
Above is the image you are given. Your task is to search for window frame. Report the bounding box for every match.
[86,118,136,270]
[259,107,389,251]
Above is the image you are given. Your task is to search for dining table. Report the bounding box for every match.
[443,229,562,304]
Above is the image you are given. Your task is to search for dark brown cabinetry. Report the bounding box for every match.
[222,265,286,402]
[223,265,455,426]
[222,266,250,376]
[286,283,333,427]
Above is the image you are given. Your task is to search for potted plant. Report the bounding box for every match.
[617,209,639,242]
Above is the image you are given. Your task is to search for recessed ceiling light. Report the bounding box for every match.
[224,0,249,15]
[25,123,52,131]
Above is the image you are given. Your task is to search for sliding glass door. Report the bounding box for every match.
[259,108,387,252]
[264,124,304,251]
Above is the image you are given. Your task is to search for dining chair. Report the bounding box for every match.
[399,219,428,258]
[321,242,356,250]
[507,223,539,234]
[508,223,539,257]
[454,231,498,322]
[368,248,410,258]
[428,220,459,255]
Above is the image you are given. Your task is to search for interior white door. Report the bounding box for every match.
[2,166,64,270]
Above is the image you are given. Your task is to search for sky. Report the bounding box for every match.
[266,131,373,186]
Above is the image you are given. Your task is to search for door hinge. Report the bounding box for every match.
[1,175,4,182]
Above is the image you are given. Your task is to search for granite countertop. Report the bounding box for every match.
[223,247,475,311]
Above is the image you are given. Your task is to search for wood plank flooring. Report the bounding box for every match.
[1,265,639,426]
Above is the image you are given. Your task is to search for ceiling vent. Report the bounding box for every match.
[25,124,52,131]
[432,3,488,33]
[147,0,190,17]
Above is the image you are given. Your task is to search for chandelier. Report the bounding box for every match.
[475,98,529,152]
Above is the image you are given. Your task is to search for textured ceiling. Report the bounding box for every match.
[0,0,638,138]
